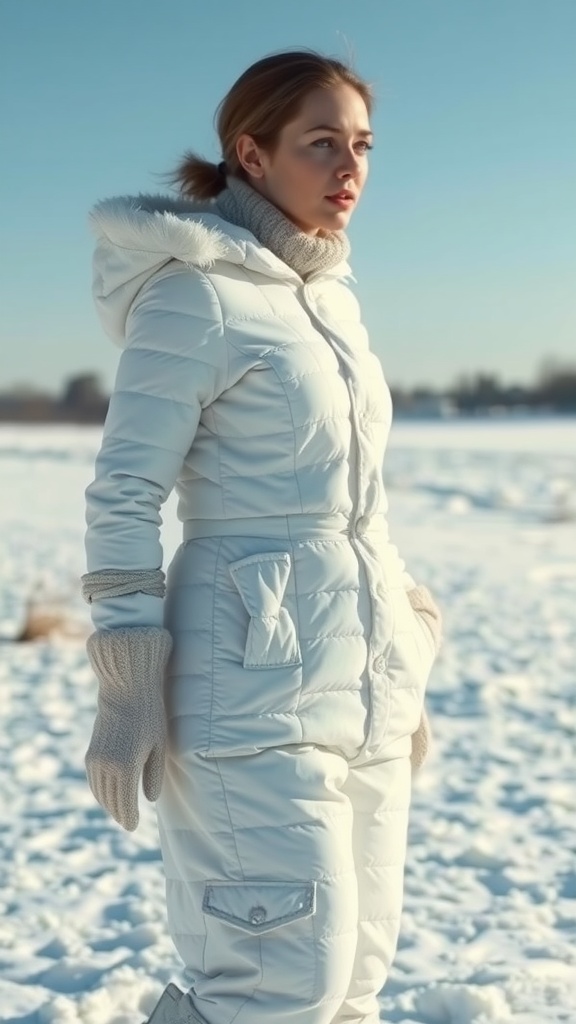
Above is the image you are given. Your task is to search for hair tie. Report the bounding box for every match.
[217,160,227,177]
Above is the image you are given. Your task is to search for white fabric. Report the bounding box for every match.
[157,742,413,1024]
[84,191,440,1022]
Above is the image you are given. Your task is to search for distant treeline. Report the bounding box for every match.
[1,358,576,423]
[389,360,573,415]
[392,357,576,416]
[0,375,109,423]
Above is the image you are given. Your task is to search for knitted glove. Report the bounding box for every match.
[85,626,173,831]
[406,584,443,772]
[410,705,432,771]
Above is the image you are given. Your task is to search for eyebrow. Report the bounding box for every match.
[303,124,374,137]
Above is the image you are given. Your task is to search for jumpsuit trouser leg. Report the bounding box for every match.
[155,742,413,1024]
[330,753,412,1024]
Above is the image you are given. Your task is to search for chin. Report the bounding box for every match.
[321,211,353,231]
[288,197,352,232]
[296,212,351,235]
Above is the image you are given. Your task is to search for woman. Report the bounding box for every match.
[82,50,443,1024]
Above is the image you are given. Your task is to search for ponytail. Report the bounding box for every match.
[164,151,228,200]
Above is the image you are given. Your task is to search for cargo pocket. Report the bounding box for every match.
[201,880,318,1005]
[202,879,316,934]
[228,551,302,669]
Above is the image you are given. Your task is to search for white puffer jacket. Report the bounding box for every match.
[85,194,438,764]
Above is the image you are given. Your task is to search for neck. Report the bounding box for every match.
[215,175,350,279]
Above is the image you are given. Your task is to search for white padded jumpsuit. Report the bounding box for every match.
[84,194,438,1024]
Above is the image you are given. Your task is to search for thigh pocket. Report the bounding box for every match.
[228,551,302,669]
[203,879,316,933]
[201,880,318,1003]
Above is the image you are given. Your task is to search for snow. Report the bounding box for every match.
[1,416,575,1023]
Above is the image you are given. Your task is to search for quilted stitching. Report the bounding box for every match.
[86,205,437,760]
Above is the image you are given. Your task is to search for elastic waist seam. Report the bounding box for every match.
[182,512,388,542]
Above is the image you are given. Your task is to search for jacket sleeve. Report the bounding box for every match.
[84,266,227,631]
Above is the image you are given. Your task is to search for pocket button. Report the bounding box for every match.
[249,905,268,925]
[373,654,387,673]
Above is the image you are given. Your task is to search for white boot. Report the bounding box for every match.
[145,983,205,1024]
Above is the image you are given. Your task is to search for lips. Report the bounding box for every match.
[325,191,355,208]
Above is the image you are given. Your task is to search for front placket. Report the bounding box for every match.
[299,281,396,758]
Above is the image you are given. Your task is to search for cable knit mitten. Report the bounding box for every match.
[85,626,173,831]
[406,584,443,772]
[409,705,432,772]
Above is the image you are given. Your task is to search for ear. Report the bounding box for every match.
[235,134,267,181]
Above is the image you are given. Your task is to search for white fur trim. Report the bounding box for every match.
[88,193,235,270]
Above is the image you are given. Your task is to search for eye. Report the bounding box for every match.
[355,141,374,153]
[311,137,334,149]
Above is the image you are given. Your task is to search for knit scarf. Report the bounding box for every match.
[216,174,350,279]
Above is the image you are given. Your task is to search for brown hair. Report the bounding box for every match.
[163,49,373,201]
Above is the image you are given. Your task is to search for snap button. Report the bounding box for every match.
[355,515,371,535]
[249,905,267,925]
[372,654,387,673]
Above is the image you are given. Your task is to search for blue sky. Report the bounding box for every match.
[1,0,574,395]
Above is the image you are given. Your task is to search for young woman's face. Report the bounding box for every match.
[238,83,372,235]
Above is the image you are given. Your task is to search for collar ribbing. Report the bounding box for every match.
[216,175,350,280]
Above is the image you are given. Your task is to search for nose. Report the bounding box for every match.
[336,148,362,180]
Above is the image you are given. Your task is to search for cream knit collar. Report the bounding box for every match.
[216,175,350,280]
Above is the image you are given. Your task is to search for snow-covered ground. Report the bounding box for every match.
[1,417,575,1024]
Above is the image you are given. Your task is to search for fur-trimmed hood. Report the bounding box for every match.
[89,193,349,346]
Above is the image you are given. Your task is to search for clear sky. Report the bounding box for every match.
[1,0,574,396]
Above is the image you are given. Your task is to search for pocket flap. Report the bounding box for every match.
[202,880,316,934]
[227,551,301,669]
[228,552,292,619]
